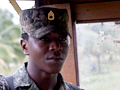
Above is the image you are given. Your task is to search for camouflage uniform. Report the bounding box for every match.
[0,62,80,90]
[0,75,9,90]
[19,7,72,39]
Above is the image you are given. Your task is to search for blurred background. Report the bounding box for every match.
[0,0,120,90]
[0,0,34,76]
[77,22,120,90]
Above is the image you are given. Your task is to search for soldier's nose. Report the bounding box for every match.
[49,40,62,51]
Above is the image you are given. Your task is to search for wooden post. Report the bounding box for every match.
[9,0,21,14]
[35,0,41,8]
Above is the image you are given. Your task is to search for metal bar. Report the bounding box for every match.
[9,0,21,15]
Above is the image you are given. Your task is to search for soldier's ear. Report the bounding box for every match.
[20,39,29,55]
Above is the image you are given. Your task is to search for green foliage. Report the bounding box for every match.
[0,8,25,74]
[0,9,13,31]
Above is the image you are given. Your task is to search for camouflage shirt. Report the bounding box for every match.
[0,62,81,90]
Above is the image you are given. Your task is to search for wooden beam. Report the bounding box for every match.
[35,0,41,7]
[16,0,35,1]
[16,0,120,3]
[16,0,120,23]
[72,21,80,86]
[9,0,21,14]
[73,1,120,23]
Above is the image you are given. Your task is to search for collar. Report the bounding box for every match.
[13,62,66,90]
[13,62,33,88]
[13,62,70,90]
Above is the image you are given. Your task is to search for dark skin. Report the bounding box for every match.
[20,31,69,90]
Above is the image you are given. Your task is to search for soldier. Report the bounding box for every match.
[0,7,81,90]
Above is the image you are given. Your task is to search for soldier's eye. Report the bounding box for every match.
[59,37,67,41]
[39,37,50,41]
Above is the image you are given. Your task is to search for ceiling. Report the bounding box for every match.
[16,0,120,5]
[15,0,120,23]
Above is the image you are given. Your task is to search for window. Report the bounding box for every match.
[76,22,120,90]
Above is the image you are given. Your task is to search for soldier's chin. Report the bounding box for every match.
[48,68,62,74]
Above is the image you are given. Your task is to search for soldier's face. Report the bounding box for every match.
[26,31,69,74]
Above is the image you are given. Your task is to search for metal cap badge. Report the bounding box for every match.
[48,10,54,20]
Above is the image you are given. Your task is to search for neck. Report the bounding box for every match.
[27,61,58,90]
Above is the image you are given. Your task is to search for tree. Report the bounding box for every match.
[0,8,25,70]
